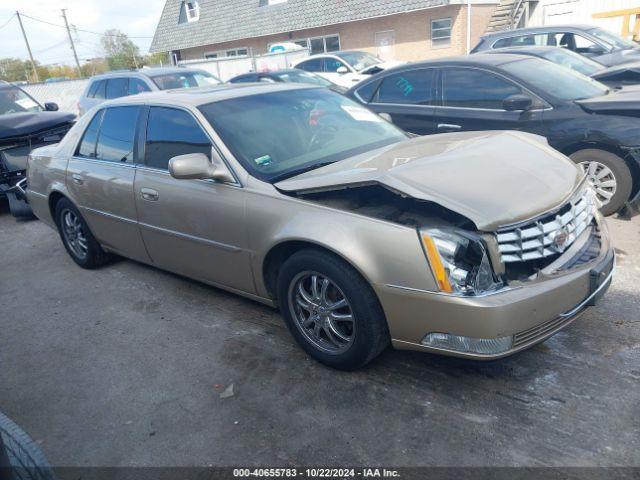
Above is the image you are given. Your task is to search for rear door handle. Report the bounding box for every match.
[437,123,462,131]
[71,173,84,185]
[140,188,159,201]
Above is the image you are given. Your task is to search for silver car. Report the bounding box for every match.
[77,67,221,116]
[27,84,614,370]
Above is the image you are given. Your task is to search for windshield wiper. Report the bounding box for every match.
[270,161,336,183]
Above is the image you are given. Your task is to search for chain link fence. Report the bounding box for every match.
[22,79,89,116]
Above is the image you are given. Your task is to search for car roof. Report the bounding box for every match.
[391,52,534,69]
[481,24,597,40]
[88,67,207,81]
[488,46,565,54]
[100,82,318,108]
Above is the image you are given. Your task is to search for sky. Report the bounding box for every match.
[0,0,166,66]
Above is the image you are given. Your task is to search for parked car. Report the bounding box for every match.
[78,67,221,116]
[293,50,404,88]
[228,68,348,93]
[484,46,640,89]
[27,84,614,369]
[0,80,75,217]
[472,24,640,67]
[347,53,640,217]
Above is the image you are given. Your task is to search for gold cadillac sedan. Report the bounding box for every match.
[27,84,614,370]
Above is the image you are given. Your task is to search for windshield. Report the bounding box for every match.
[588,27,637,50]
[335,52,382,72]
[274,70,334,87]
[501,57,609,100]
[538,48,604,76]
[199,88,407,182]
[0,84,42,114]
[150,71,221,90]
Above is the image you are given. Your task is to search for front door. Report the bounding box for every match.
[366,68,439,135]
[432,67,545,135]
[134,106,254,293]
[66,106,150,262]
[375,31,396,62]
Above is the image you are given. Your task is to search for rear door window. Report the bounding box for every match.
[374,70,436,105]
[105,78,129,99]
[76,110,104,158]
[95,106,141,163]
[144,107,212,170]
[442,68,523,109]
[129,78,151,95]
[298,59,323,72]
[323,58,347,73]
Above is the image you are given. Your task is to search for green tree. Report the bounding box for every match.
[0,58,35,82]
[101,29,141,70]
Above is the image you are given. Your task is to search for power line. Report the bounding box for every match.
[0,13,15,30]
[18,12,154,39]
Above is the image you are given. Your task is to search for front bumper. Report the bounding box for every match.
[375,220,615,360]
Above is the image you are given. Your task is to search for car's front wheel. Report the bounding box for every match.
[277,249,389,370]
[55,197,111,269]
[569,149,632,216]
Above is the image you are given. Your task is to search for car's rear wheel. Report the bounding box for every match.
[277,249,389,370]
[569,149,632,216]
[55,197,111,269]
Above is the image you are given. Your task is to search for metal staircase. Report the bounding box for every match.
[485,0,530,33]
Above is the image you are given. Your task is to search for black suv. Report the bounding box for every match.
[347,54,640,217]
[0,81,75,217]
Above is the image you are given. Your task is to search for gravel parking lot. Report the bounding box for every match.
[0,202,638,467]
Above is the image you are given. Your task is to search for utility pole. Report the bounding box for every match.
[15,11,39,82]
[61,9,83,78]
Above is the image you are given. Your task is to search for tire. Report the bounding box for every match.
[54,197,111,269]
[0,411,56,480]
[569,149,632,216]
[276,249,389,370]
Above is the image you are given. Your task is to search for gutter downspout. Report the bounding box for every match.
[466,0,472,54]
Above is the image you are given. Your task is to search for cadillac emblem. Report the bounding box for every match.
[551,228,570,252]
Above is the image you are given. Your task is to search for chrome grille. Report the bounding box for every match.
[496,189,596,263]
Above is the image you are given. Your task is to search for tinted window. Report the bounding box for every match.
[87,81,101,98]
[92,80,106,99]
[298,59,323,72]
[129,78,151,95]
[443,68,522,109]
[105,78,129,100]
[375,70,435,105]
[324,58,346,73]
[355,80,381,103]
[150,71,220,90]
[95,106,141,163]
[230,74,258,83]
[145,107,211,170]
[76,110,104,158]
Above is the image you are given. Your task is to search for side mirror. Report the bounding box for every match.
[336,66,349,74]
[503,94,532,112]
[44,102,59,111]
[169,150,235,183]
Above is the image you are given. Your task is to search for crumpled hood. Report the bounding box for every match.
[576,88,640,113]
[0,111,75,141]
[276,131,582,231]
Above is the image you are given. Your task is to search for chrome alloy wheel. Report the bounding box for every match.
[580,160,617,206]
[288,271,356,355]
[61,209,88,259]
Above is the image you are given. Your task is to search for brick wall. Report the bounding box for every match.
[179,4,497,62]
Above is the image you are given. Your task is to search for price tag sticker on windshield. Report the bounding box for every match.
[16,97,39,110]
[341,105,383,123]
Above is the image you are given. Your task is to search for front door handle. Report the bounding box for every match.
[437,123,462,131]
[71,173,84,185]
[140,188,159,201]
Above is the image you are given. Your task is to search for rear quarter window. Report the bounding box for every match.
[105,78,129,100]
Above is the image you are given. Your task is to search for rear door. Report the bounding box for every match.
[432,66,545,134]
[134,106,254,292]
[66,106,150,261]
[365,68,439,135]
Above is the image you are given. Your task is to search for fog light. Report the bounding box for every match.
[421,333,513,355]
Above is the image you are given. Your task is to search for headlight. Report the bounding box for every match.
[421,228,503,296]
